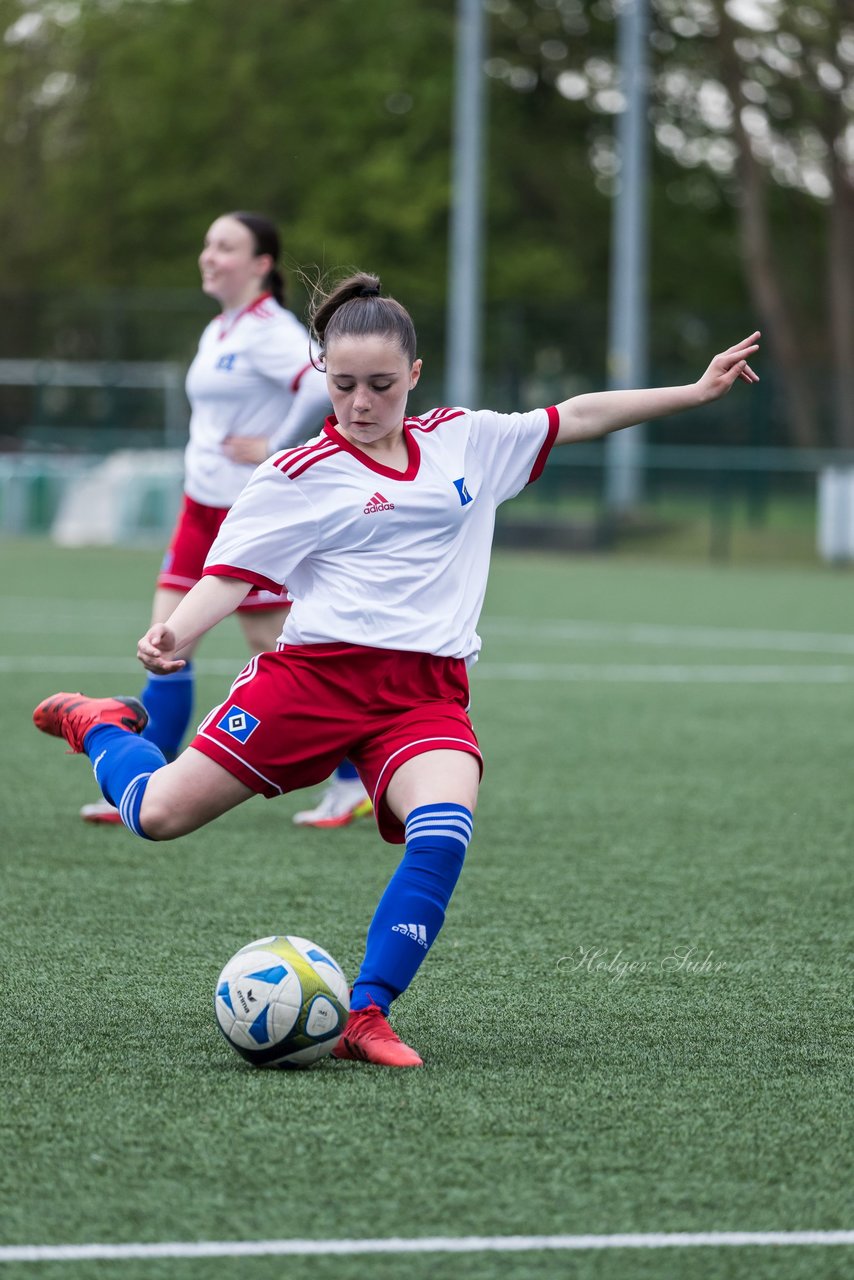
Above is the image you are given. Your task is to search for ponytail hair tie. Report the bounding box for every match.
[358,285,381,298]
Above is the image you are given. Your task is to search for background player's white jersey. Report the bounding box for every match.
[205,405,559,662]
[183,293,330,507]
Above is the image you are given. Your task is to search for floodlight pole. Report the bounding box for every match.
[604,0,650,512]
[445,0,487,408]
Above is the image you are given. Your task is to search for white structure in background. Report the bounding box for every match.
[52,449,183,546]
[817,468,854,563]
[0,357,186,544]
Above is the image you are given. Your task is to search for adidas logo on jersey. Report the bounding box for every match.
[391,922,429,948]
[363,491,395,515]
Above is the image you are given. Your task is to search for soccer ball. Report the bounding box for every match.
[214,935,350,1068]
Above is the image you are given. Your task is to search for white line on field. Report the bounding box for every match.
[0,598,144,624]
[2,1232,853,1262]
[2,600,852,655]
[477,663,854,683]
[486,617,854,655]
[2,656,854,683]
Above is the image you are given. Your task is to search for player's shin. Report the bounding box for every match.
[350,803,473,1012]
[84,725,167,839]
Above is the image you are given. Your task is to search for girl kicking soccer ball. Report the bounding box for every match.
[35,273,760,1067]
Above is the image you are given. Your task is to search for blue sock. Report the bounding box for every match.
[84,724,166,839]
[335,758,360,782]
[351,803,473,1013]
[140,662,194,761]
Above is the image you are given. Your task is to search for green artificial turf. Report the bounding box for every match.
[1,539,852,1280]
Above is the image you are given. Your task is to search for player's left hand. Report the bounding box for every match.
[222,435,270,464]
[696,332,760,402]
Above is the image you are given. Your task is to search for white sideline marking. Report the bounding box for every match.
[2,599,854,655]
[477,663,854,684]
[3,655,854,683]
[486,616,854,656]
[2,1232,854,1262]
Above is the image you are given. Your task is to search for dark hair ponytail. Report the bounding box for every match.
[265,265,286,308]
[229,211,287,307]
[309,271,416,365]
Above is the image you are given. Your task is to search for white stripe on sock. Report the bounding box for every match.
[405,808,473,850]
[118,772,152,837]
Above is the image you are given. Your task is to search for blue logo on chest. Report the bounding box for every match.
[216,353,238,371]
[216,704,260,743]
[453,478,474,506]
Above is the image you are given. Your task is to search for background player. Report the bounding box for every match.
[81,212,371,828]
[38,272,760,1066]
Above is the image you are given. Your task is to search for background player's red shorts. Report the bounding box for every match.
[157,495,289,612]
[189,644,482,843]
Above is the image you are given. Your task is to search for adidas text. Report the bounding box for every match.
[364,491,395,515]
[392,922,429,948]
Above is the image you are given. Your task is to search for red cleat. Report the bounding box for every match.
[33,692,148,754]
[332,999,423,1068]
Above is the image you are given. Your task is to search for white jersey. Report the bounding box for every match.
[205,405,559,662]
[183,292,330,508]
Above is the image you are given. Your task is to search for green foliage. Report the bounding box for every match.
[0,0,458,298]
[0,0,770,307]
[0,0,846,442]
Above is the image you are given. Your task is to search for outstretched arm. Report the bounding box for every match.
[137,575,252,673]
[555,332,760,446]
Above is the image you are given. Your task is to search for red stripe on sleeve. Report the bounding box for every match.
[290,361,313,392]
[203,564,283,594]
[527,406,560,485]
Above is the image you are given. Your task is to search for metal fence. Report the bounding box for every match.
[0,359,187,453]
[497,444,854,565]
[3,443,854,566]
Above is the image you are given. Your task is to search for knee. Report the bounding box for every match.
[138,794,188,841]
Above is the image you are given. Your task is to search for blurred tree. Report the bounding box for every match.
[0,0,456,296]
[1,0,848,444]
[662,0,854,448]
[487,0,852,445]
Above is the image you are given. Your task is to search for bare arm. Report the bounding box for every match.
[555,332,760,446]
[222,366,331,464]
[137,575,252,673]
[267,364,331,451]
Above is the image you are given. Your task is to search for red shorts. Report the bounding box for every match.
[189,644,482,843]
[158,495,289,613]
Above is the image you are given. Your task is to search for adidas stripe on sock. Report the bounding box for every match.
[350,802,473,1014]
[84,723,166,839]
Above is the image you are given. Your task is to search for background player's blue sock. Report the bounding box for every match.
[350,803,473,1013]
[335,759,360,782]
[140,662,194,761]
[83,724,166,839]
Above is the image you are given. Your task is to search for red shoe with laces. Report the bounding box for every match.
[33,692,148,754]
[332,998,423,1068]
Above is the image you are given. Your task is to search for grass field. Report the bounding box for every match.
[1,538,853,1280]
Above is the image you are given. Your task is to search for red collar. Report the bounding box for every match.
[217,291,273,340]
[322,416,420,481]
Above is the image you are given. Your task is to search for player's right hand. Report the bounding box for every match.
[137,624,186,674]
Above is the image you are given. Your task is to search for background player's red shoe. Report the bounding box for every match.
[80,800,123,824]
[33,693,148,754]
[332,999,423,1067]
